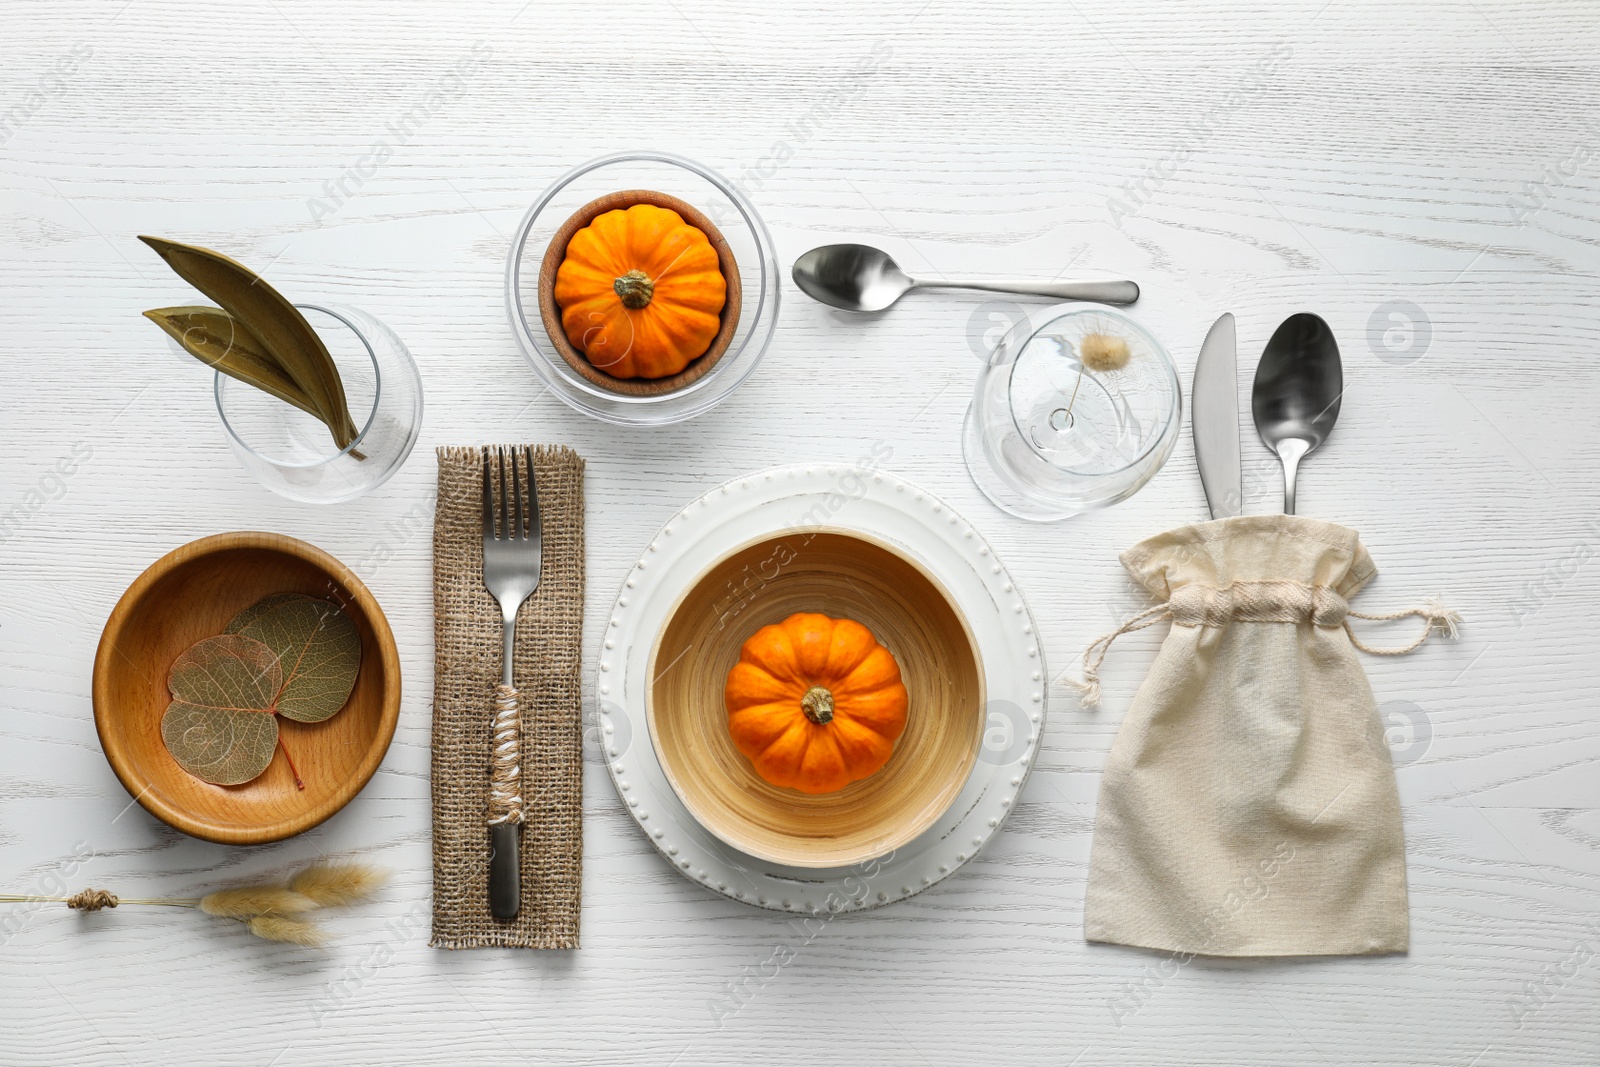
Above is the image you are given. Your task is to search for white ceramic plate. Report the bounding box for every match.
[598,464,1047,913]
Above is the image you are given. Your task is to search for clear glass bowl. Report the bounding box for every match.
[207,304,422,504]
[505,151,781,425]
[963,304,1181,521]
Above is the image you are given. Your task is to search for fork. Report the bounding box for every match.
[481,445,543,920]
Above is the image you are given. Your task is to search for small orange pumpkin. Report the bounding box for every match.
[725,613,909,795]
[552,203,727,379]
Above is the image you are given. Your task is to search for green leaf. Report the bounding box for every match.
[161,634,282,786]
[143,307,326,423]
[235,596,361,723]
[138,236,360,451]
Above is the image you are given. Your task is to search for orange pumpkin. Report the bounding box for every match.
[724,612,909,794]
[552,203,727,379]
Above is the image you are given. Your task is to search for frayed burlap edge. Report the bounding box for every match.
[430,445,585,949]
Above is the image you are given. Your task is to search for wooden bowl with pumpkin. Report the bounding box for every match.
[649,530,985,869]
[538,189,742,397]
[93,532,401,845]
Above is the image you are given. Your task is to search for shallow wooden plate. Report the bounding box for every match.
[537,188,742,397]
[93,532,401,845]
[649,530,984,869]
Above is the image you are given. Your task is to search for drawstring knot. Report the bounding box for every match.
[1345,594,1463,655]
[1061,603,1171,709]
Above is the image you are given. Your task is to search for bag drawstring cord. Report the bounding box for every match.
[1344,596,1462,655]
[1061,603,1172,710]
[1062,595,1462,709]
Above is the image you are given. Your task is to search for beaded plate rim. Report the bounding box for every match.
[597,464,1047,913]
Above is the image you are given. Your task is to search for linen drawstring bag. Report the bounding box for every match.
[1069,515,1460,958]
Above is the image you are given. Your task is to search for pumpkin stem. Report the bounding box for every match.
[613,269,654,309]
[801,685,835,726]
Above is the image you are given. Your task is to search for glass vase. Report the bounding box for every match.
[207,304,422,504]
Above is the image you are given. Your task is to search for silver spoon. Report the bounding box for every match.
[1251,312,1342,515]
[792,243,1139,312]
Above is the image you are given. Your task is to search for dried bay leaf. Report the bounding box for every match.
[235,596,361,724]
[138,236,360,450]
[145,305,274,366]
[143,307,325,422]
[160,634,283,786]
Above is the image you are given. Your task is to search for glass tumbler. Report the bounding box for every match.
[963,304,1181,521]
[208,304,422,504]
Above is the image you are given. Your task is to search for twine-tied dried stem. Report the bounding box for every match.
[65,889,119,912]
[1,860,388,947]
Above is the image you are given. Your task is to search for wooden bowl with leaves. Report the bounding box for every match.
[93,532,400,845]
[537,189,742,397]
[649,531,985,869]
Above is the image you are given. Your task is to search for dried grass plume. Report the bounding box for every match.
[199,887,317,919]
[1080,332,1131,373]
[8,858,391,949]
[289,863,390,907]
[246,916,329,947]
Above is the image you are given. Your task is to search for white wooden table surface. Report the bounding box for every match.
[4,0,1599,1063]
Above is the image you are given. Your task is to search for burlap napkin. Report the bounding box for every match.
[430,445,585,949]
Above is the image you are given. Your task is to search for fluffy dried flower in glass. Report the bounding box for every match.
[0,861,388,947]
[1057,323,1138,424]
[1079,332,1131,373]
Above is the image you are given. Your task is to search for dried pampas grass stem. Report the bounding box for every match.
[2,858,389,948]
[1080,332,1131,373]
[289,863,390,907]
[0,892,197,909]
[1058,325,1137,424]
[247,915,329,947]
[199,887,317,919]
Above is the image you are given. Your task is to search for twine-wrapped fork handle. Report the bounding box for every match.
[488,684,524,827]
[487,678,524,921]
[481,445,543,920]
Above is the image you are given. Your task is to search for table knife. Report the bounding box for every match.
[1193,313,1242,519]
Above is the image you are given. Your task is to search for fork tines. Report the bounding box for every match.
[481,445,539,541]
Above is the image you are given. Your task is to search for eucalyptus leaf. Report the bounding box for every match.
[160,595,365,788]
[224,592,315,635]
[160,634,282,786]
[138,236,360,450]
[236,596,361,724]
[144,307,323,422]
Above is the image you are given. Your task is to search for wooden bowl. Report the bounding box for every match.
[537,189,742,397]
[93,532,401,845]
[649,530,985,868]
